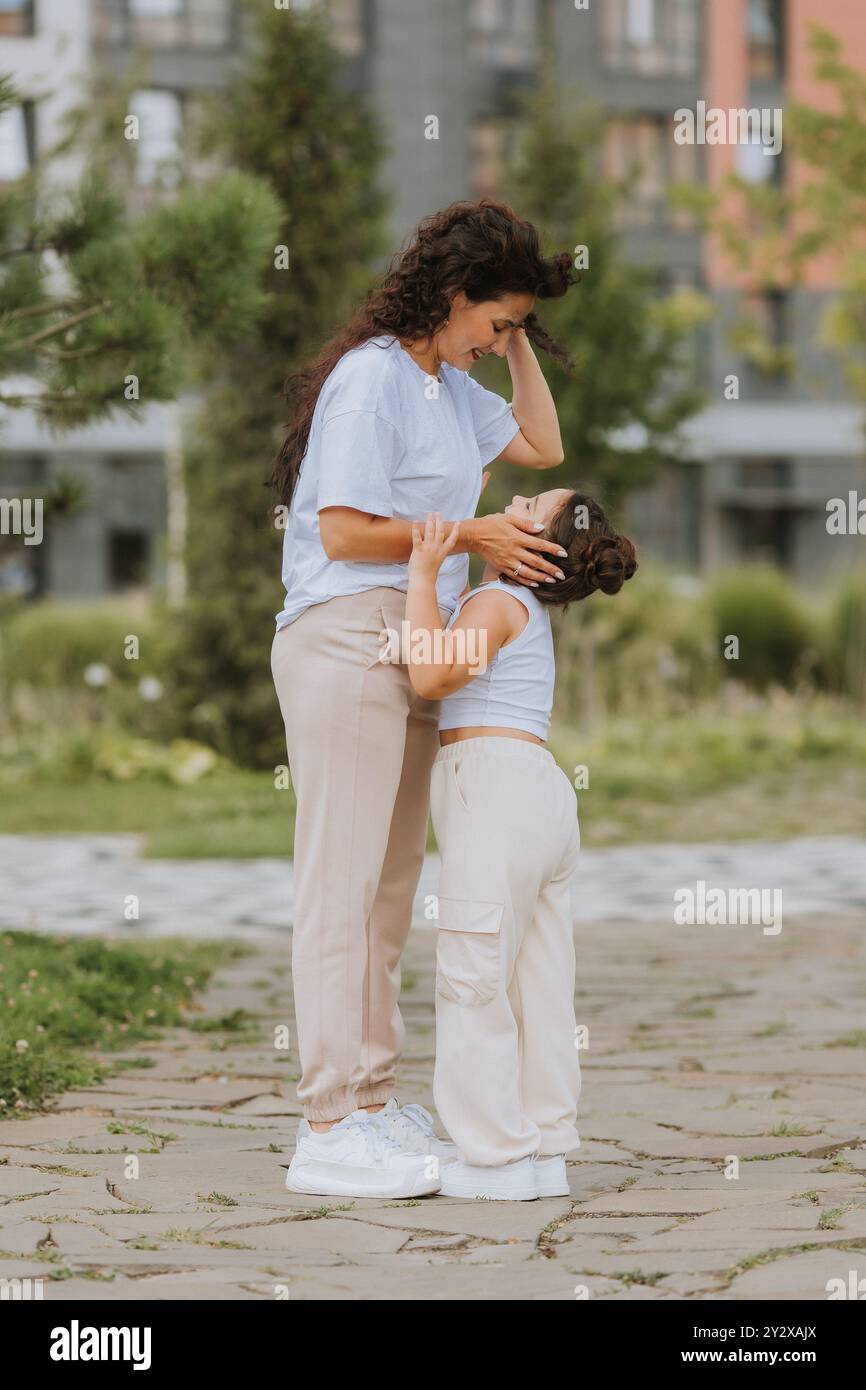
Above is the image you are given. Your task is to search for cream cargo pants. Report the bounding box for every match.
[271,586,446,1123]
[430,738,582,1166]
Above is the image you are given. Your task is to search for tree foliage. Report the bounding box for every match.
[165,1,388,766]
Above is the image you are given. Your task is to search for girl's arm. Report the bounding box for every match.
[405,514,524,700]
[497,327,565,470]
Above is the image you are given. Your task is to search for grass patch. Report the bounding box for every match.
[2,701,865,854]
[0,769,296,857]
[824,1031,866,1049]
[0,931,249,1112]
[188,1008,257,1034]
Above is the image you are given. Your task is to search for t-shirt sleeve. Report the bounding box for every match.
[316,410,405,518]
[464,375,521,466]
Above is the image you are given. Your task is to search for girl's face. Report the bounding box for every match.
[505,488,572,528]
[436,290,535,371]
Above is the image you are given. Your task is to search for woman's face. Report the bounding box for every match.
[436,290,535,371]
[505,488,572,527]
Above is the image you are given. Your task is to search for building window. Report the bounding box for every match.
[95,0,232,50]
[732,506,792,567]
[329,0,364,56]
[605,114,698,228]
[468,0,537,70]
[0,0,34,37]
[128,0,186,46]
[737,459,792,491]
[131,89,183,187]
[736,120,784,186]
[731,289,792,378]
[109,529,150,589]
[754,289,788,350]
[601,0,699,77]
[747,0,784,83]
[0,100,34,181]
[470,118,517,199]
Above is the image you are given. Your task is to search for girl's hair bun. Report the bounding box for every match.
[583,534,636,595]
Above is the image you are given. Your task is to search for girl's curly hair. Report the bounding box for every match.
[505,492,637,607]
[269,198,577,508]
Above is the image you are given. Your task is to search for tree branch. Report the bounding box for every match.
[9,300,112,352]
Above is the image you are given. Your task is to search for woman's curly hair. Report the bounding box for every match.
[269,198,577,507]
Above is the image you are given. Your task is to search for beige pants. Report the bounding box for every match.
[430,738,582,1166]
[271,586,446,1123]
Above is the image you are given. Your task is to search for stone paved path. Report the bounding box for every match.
[2,834,865,937]
[2,896,865,1299]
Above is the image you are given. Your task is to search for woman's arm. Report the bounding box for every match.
[404,515,520,700]
[318,506,568,585]
[497,327,565,470]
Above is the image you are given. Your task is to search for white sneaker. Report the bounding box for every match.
[286,1110,441,1199]
[375,1099,458,1162]
[440,1156,538,1201]
[533,1154,570,1197]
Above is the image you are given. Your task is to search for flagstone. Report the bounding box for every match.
[2,848,864,1300]
[726,1247,861,1299]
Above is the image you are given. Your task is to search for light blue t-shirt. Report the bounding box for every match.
[275,334,520,629]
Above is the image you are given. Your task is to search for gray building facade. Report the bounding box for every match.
[2,0,863,596]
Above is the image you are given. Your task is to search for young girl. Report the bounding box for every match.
[405,486,637,1201]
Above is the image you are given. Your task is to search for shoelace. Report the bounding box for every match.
[389,1102,434,1136]
[342,1114,403,1160]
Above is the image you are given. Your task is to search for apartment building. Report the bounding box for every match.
[1,0,863,596]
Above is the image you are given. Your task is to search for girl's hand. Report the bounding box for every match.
[470,512,567,586]
[409,512,461,580]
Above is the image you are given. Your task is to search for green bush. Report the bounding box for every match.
[0,597,167,692]
[823,568,866,700]
[0,598,173,751]
[705,566,817,690]
[552,566,720,723]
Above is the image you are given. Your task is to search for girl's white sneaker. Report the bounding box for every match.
[286,1110,441,1199]
[532,1154,570,1197]
[374,1099,458,1161]
[440,1156,538,1201]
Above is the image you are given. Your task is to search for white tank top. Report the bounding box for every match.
[438,579,554,740]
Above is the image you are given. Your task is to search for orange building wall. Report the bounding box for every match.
[788,0,866,289]
[704,0,866,291]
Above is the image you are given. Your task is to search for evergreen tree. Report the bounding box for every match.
[0,69,281,574]
[488,75,707,508]
[0,73,281,426]
[166,1,387,767]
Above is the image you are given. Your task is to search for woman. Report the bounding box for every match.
[270,198,577,1199]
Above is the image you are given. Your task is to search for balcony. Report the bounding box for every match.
[93,0,235,51]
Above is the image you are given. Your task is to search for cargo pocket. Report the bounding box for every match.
[435,897,503,1007]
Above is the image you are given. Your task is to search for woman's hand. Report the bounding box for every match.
[468,512,567,586]
[409,512,461,581]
